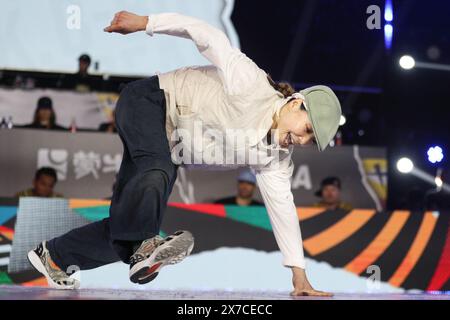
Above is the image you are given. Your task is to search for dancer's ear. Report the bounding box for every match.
[287,99,304,112]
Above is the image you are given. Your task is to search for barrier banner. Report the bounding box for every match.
[0,87,118,129]
[0,129,387,209]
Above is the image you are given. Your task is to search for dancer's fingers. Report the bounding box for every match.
[104,12,122,32]
[104,23,120,33]
[104,11,141,34]
[103,25,113,32]
[290,289,334,297]
[112,12,120,24]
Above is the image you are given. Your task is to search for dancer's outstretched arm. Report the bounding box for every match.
[104,11,262,96]
[255,160,333,297]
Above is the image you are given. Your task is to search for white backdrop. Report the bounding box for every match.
[0,0,239,76]
[79,249,404,293]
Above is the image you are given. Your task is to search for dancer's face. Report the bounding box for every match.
[276,99,316,148]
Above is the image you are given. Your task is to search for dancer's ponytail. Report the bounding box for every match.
[266,74,296,99]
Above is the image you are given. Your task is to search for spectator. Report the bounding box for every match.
[15,167,63,198]
[22,97,66,130]
[78,54,91,76]
[214,169,264,206]
[98,109,117,133]
[313,177,353,211]
[73,53,94,92]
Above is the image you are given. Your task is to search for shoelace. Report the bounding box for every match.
[45,253,72,281]
[132,236,165,259]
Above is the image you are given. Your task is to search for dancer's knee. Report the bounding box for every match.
[139,169,169,190]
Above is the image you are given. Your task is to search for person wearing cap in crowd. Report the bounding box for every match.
[313,177,353,212]
[15,167,64,198]
[28,12,341,296]
[21,96,66,130]
[214,169,264,206]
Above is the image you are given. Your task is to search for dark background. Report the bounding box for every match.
[232,0,450,210]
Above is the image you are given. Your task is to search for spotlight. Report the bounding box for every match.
[397,157,414,174]
[384,24,393,50]
[339,115,346,126]
[399,55,415,70]
[427,146,444,164]
[435,168,444,189]
[384,0,393,22]
[435,176,443,188]
[383,0,394,50]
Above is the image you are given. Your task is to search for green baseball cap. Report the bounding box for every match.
[299,85,342,152]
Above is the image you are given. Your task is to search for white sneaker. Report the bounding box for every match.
[27,241,80,290]
[129,230,194,284]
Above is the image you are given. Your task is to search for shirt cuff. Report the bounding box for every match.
[145,15,155,36]
[283,257,306,269]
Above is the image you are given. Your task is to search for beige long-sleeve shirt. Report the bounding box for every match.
[146,13,306,269]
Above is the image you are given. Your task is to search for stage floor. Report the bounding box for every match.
[0,285,449,300]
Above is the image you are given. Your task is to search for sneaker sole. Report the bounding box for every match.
[27,250,79,290]
[129,231,194,285]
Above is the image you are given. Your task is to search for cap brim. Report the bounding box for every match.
[303,97,326,152]
[238,179,256,185]
[301,86,342,152]
[306,107,324,152]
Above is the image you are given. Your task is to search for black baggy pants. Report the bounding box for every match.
[47,76,178,271]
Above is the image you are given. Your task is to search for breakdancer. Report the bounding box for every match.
[28,11,341,296]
